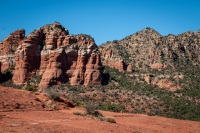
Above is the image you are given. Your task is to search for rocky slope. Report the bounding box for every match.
[0,22,102,87]
[99,28,200,90]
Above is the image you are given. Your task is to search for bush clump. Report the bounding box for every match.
[45,89,60,101]
[106,117,116,123]
[24,83,38,92]
[85,102,103,117]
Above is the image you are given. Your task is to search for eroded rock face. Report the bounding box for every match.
[103,59,125,72]
[84,53,102,86]
[39,49,67,87]
[13,29,44,84]
[68,35,102,86]
[0,29,25,71]
[10,22,102,87]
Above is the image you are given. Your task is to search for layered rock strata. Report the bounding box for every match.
[0,22,102,87]
[0,29,25,71]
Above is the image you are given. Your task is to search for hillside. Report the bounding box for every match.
[100,28,200,71]
[99,27,200,92]
[98,28,200,121]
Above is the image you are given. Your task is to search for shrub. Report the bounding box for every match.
[45,89,60,101]
[24,83,38,92]
[100,102,127,112]
[106,117,116,123]
[31,75,42,85]
[73,111,86,116]
[85,102,103,117]
[113,40,118,43]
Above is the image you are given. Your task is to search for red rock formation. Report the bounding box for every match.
[0,29,25,56]
[10,22,102,87]
[39,49,66,87]
[63,35,77,45]
[102,59,126,72]
[12,29,44,84]
[0,29,25,71]
[84,53,102,86]
[70,54,87,85]
[69,35,102,86]
[100,45,131,72]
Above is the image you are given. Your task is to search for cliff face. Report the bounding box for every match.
[0,29,25,71]
[99,28,200,90]
[0,22,102,87]
[38,33,102,87]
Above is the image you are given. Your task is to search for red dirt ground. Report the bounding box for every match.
[1,86,200,133]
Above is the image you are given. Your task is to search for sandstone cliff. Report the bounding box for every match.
[0,22,102,87]
[0,29,25,71]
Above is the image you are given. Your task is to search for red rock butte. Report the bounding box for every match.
[0,22,102,88]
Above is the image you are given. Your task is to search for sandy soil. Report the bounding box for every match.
[1,86,200,133]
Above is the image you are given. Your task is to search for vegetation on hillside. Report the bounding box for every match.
[33,62,200,121]
[1,61,200,122]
